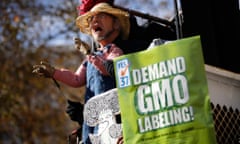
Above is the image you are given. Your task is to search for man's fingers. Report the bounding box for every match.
[32,66,45,73]
[40,61,48,65]
[32,66,41,73]
[32,68,44,77]
[32,64,41,69]
[32,69,38,74]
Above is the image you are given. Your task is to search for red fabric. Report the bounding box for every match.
[77,0,114,15]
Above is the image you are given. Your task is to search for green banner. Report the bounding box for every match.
[114,36,217,144]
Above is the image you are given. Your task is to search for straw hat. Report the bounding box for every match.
[76,3,130,40]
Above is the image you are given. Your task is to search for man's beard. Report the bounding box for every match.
[95,29,115,41]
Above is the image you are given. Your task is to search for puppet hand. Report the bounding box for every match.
[32,61,55,78]
[74,37,91,55]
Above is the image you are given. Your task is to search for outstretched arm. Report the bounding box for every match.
[53,62,87,87]
[32,60,87,88]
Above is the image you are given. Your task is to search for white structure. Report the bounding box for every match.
[205,64,240,110]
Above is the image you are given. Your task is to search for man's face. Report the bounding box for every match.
[89,12,117,41]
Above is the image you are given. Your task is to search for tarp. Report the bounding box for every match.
[114,36,217,144]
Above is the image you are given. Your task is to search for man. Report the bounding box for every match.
[66,0,177,128]
[33,3,142,144]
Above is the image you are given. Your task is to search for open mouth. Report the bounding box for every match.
[93,26,102,33]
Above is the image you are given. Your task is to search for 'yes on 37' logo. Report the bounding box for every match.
[116,59,131,88]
